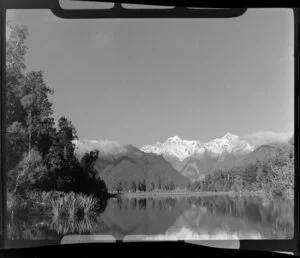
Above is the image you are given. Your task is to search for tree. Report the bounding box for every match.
[131,181,137,192]
[165,180,175,191]
[262,145,294,199]
[123,181,128,192]
[151,182,155,191]
[190,180,201,192]
[160,178,165,190]
[6,121,27,172]
[77,149,108,196]
[137,180,146,192]
[43,117,78,189]
[57,117,77,161]
[6,23,28,125]
[80,149,99,178]
[138,181,143,192]
[169,180,175,191]
[6,23,55,173]
[8,150,47,194]
[142,180,146,192]
[117,181,122,193]
[36,117,56,157]
[158,177,162,190]
[6,23,31,171]
[20,71,54,153]
[5,22,110,200]
[233,175,243,193]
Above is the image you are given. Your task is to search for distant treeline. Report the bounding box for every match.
[188,140,294,200]
[112,178,176,193]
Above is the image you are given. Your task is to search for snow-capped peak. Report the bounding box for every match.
[222,133,239,141]
[204,133,253,156]
[167,135,182,141]
[141,136,204,162]
[141,133,254,161]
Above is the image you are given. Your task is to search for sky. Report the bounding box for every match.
[7,8,294,148]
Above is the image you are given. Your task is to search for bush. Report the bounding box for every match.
[7,192,20,212]
[8,150,48,195]
[50,192,99,219]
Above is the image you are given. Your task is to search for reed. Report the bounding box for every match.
[50,192,98,219]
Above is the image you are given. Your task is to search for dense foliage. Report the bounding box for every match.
[6,23,108,199]
[188,141,294,200]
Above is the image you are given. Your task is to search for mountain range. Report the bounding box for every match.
[74,133,283,186]
[141,134,255,181]
[141,133,254,161]
[74,140,189,191]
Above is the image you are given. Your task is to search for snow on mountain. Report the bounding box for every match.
[74,133,254,164]
[141,133,254,161]
[72,134,255,183]
[204,133,253,156]
[141,136,205,162]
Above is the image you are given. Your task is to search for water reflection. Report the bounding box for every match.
[47,213,98,235]
[8,195,294,241]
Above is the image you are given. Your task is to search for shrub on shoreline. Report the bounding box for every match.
[7,190,100,217]
[50,192,99,219]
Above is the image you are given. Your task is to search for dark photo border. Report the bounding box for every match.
[0,0,299,255]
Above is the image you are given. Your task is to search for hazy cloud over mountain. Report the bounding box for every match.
[242,131,293,147]
[73,139,128,156]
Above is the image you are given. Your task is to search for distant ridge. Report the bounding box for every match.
[73,139,190,191]
[73,133,290,183]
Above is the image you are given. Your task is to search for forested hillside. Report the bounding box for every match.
[94,146,190,192]
[188,140,294,200]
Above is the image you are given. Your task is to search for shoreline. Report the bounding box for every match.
[113,189,278,200]
[119,191,245,199]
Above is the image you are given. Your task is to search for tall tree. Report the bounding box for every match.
[57,117,78,161]
[142,180,146,192]
[6,23,29,170]
[6,22,28,124]
[6,23,55,172]
[20,71,54,154]
[158,177,162,190]
[131,181,137,192]
[117,181,122,193]
[151,182,155,191]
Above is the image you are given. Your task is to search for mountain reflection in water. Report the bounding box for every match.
[8,195,293,242]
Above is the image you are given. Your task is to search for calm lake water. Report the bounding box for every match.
[7,195,294,244]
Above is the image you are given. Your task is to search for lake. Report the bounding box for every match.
[7,194,294,244]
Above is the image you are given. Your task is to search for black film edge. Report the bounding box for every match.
[2,0,247,19]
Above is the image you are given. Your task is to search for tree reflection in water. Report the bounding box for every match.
[138,199,146,210]
[8,195,294,240]
[47,213,98,235]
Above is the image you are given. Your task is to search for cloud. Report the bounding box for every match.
[73,139,128,155]
[242,131,293,147]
